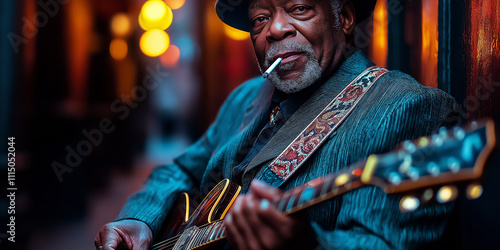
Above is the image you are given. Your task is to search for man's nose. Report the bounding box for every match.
[266,11,296,42]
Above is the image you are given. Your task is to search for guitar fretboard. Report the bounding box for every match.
[271,162,365,214]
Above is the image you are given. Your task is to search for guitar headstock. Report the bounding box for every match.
[360,119,496,212]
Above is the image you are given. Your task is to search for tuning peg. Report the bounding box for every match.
[400,195,420,212]
[466,184,483,200]
[439,127,448,138]
[453,127,466,140]
[427,162,440,176]
[437,186,458,203]
[422,189,434,202]
[403,140,417,153]
[407,167,420,180]
[388,172,402,185]
[399,155,412,173]
[432,134,444,146]
[446,157,461,173]
[470,121,478,129]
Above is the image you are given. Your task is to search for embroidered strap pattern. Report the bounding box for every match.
[258,67,389,187]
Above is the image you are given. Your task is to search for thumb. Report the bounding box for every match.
[250,180,282,200]
[102,233,120,250]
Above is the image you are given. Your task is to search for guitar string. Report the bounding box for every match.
[152,184,324,249]
[153,176,338,249]
[152,235,180,250]
[152,221,226,250]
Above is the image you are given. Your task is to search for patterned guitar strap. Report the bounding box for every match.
[257,66,389,188]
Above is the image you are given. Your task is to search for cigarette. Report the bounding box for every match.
[263,58,282,79]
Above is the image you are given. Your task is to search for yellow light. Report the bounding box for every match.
[437,186,458,203]
[111,13,130,37]
[466,184,483,200]
[335,174,349,186]
[165,0,185,10]
[400,195,420,212]
[160,44,181,67]
[418,137,429,147]
[223,24,249,40]
[109,38,128,60]
[140,30,170,57]
[139,0,173,30]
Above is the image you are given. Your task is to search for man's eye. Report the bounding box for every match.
[292,6,309,14]
[253,16,268,24]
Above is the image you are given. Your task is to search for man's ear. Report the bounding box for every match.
[340,1,356,35]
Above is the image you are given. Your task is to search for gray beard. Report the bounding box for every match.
[262,41,322,94]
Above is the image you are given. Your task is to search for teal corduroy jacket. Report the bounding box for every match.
[118,51,458,249]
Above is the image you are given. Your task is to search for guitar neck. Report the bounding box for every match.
[271,161,367,214]
[152,120,496,250]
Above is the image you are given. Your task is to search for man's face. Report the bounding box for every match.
[249,0,347,93]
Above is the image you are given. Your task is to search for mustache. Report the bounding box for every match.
[264,41,317,68]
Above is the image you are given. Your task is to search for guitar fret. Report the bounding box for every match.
[327,175,337,192]
[202,226,210,244]
[195,227,204,247]
[286,194,297,211]
[200,225,208,245]
[208,223,217,242]
[278,194,292,212]
[218,223,226,238]
[320,176,334,196]
[313,183,323,200]
[213,222,222,239]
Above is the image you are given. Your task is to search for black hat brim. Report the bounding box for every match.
[215,0,377,32]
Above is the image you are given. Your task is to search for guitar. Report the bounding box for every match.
[151,120,496,250]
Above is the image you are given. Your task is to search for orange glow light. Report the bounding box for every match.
[110,38,128,60]
[421,0,439,87]
[352,169,363,176]
[139,0,173,30]
[140,29,170,57]
[160,44,181,67]
[224,24,249,40]
[165,0,185,10]
[111,13,131,37]
[372,0,388,68]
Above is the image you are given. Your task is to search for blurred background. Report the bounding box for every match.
[0,0,499,249]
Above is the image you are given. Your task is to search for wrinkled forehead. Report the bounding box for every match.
[248,0,328,12]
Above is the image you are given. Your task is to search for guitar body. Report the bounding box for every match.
[154,179,242,249]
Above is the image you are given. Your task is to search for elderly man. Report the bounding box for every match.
[95,0,457,249]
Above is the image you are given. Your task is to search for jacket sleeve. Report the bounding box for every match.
[115,79,258,237]
[312,89,459,249]
[115,123,217,237]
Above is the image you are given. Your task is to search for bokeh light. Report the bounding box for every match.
[110,13,131,37]
[140,29,170,57]
[109,38,128,60]
[139,0,173,30]
[160,45,181,67]
[165,0,185,10]
[223,24,249,40]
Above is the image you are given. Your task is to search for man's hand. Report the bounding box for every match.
[94,219,152,250]
[224,180,317,250]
